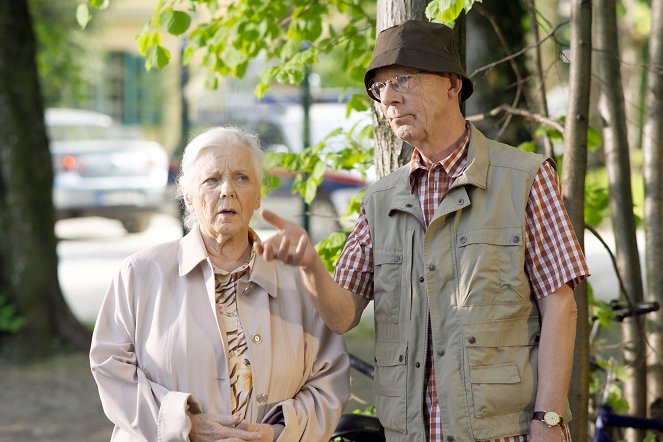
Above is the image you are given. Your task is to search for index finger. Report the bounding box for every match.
[259,209,286,230]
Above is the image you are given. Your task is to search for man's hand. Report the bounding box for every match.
[188,412,261,441]
[253,209,318,270]
[529,420,567,442]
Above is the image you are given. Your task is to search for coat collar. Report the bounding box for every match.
[178,225,279,298]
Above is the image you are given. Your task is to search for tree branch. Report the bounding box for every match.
[467,105,564,134]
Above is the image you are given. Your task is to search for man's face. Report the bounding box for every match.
[189,143,261,242]
[371,66,459,148]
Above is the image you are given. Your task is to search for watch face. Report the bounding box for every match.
[543,411,561,426]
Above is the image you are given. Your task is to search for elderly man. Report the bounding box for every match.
[256,20,589,442]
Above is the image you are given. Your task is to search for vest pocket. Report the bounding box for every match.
[464,318,539,419]
[456,226,527,306]
[373,247,404,324]
[373,340,407,433]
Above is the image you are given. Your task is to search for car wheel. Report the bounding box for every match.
[121,215,152,234]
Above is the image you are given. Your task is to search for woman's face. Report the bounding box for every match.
[188,143,261,242]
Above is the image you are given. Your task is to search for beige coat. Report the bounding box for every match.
[90,226,350,441]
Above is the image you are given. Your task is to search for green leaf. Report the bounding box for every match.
[76,4,91,29]
[304,179,318,204]
[517,141,537,153]
[160,8,191,36]
[89,0,109,9]
[426,0,466,25]
[145,44,171,70]
[311,160,327,182]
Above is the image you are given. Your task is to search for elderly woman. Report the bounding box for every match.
[90,126,350,442]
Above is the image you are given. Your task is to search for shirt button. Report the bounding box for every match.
[392,254,401,263]
[428,263,436,271]
[419,276,425,283]
[512,235,520,243]
[256,393,267,403]
[457,198,464,205]
[459,236,467,245]
[252,334,262,344]
[415,362,421,368]
[405,203,413,208]
[468,336,476,344]
[437,349,445,357]
[446,436,455,442]
[398,354,404,362]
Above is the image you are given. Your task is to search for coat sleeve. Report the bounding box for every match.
[89,258,202,441]
[263,294,350,441]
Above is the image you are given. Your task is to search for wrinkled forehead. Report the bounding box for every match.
[370,65,419,82]
[195,143,254,173]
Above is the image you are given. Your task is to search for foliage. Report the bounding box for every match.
[425,0,482,25]
[30,0,88,106]
[0,295,26,334]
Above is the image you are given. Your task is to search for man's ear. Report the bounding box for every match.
[448,75,462,99]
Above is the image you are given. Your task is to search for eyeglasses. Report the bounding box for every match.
[367,74,416,102]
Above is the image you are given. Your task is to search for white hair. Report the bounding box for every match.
[176,126,265,229]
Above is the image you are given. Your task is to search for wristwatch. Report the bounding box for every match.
[532,410,563,427]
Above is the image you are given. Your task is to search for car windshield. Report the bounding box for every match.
[47,125,113,142]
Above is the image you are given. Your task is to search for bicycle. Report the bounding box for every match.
[591,300,663,442]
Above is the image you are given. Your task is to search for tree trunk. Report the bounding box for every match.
[525,0,554,158]
[596,0,647,439]
[0,0,90,358]
[373,0,428,177]
[643,0,663,413]
[563,0,592,440]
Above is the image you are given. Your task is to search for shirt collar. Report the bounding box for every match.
[408,122,471,192]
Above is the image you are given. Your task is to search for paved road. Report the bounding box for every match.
[56,214,184,322]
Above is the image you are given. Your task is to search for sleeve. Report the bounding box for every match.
[334,203,375,299]
[89,258,202,442]
[262,296,351,441]
[525,161,591,299]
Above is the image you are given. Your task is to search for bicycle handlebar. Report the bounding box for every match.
[609,300,660,321]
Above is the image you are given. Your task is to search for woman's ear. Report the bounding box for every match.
[183,194,193,210]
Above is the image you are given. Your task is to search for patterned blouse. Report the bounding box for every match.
[214,256,254,419]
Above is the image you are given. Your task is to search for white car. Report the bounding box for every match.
[46,108,169,233]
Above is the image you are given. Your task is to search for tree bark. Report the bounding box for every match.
[643,0,663,413]
[0,0,90,357]
[525,0,554,158]
[562,0,592,440]
[372,0,428,177]
[596,0,647,438]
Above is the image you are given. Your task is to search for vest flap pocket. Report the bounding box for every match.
[457,226,524,247]
[470,362,520,384]
[374,340,407,367]
[464,317,540,347]
[374,248,404,265]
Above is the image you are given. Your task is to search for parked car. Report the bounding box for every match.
[46,108,169,233]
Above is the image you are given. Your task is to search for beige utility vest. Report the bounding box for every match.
[363,126,571,441]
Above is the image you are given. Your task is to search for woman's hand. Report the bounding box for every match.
[236,421,283,441]
[188,412,262,441]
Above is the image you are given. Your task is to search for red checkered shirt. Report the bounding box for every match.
[334,124,589,441]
